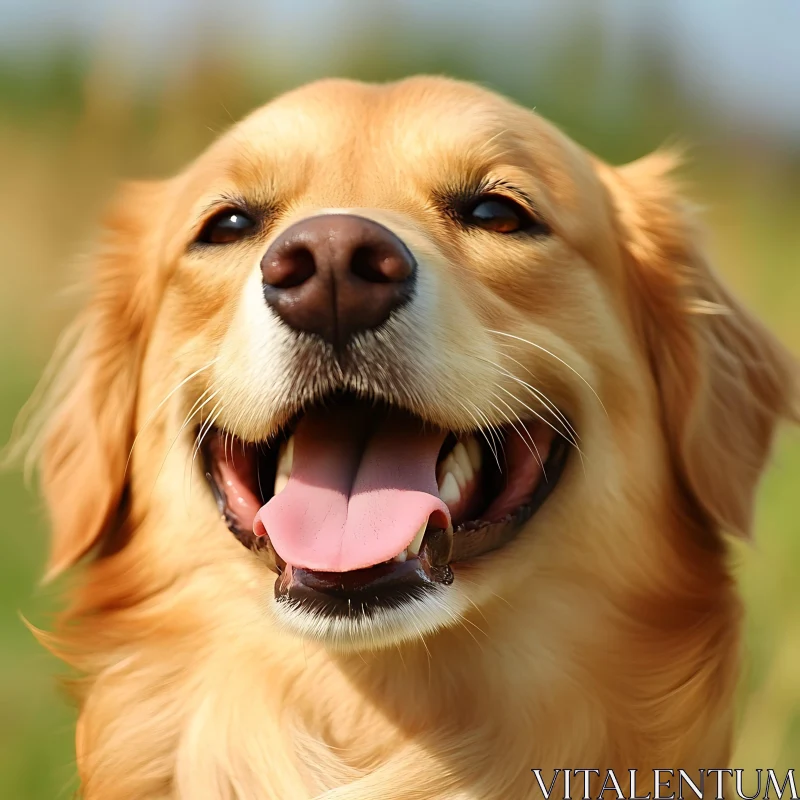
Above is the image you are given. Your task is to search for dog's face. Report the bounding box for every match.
[39,78,796,654]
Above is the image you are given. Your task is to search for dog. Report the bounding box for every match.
[27,76,798,799]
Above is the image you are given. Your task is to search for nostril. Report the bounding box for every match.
[351,246,390,284]
[350,244,414,284]
[264,246,316,289]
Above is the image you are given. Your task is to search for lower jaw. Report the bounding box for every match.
[274,555,454,618]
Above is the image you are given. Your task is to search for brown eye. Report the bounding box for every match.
[468,196,536,234]
[197,209,256,244]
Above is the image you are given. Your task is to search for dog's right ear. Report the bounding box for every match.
[31,180,172,581]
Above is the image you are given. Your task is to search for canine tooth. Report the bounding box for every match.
[393,550,408,562]
[465,437,482,471]
[452,443,473,482]
[438,472,461,507]
[277,436,294,474]
[408,522,427,556]
[274,436,294,494]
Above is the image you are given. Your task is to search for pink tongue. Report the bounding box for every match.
[254,406,451,572]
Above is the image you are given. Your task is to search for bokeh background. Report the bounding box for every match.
[1,1,799,795]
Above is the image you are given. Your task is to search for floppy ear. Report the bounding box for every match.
[34,181,170,580]
[605,152,799,538]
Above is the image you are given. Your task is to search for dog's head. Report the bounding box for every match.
[37,77,798,651]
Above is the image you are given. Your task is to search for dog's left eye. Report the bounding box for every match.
[467,196,538,234]
[197,209,256,244]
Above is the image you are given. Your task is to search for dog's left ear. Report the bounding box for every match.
[601,152,799,538]
[32,180,173,580]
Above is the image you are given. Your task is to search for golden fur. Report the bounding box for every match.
[25,77,799,798]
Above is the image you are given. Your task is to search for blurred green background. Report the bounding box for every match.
[1,1,798,796]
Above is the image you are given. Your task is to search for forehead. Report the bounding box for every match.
[197,78,589,211]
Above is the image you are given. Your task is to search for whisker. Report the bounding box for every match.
[465,595,490,639]
[494,379,587,475]
[148,386,220,504]
[451,605,490,641]
[494,381,585,467]
[468,399,505,453]
[167,387,219,466]
[488,391,541,458]
[124,357,219,473]
[478,357,580,451]
[186,401,225,502]
[481,352,581,445]
[455,398,503,472]
[408,617,432,670]
[173,386,219,465]
[394,643,407,672]
[478,422,507,471]
[462,594,490,627]
[496,382,587,476]
[224,429,233,467]
[256,445,266,502]
[191,399,224,471]
[444,609,487,651]
[487,329,608,417]
[485,394,545,474]
[456,575,514,610]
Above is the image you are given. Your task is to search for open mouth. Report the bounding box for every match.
[202,393,568,617]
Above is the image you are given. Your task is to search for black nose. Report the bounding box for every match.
[260,214,416,347]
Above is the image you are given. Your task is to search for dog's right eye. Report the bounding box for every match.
[197,209,257,244]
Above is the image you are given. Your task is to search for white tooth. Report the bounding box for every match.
[439,472,461,507]
[408,522,427,556]
[452,443,473,482]
[438,453,467,490]
[274,435,294,494]
[274,472,289,495]
[277,436,294,474]
[465,436,482,471]
[450,459,467,490]
[436,454,454,489]
[393,550,408,562]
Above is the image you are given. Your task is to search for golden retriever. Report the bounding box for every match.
[27,77,799,799]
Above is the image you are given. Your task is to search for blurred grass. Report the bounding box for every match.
[0,26,798,797]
